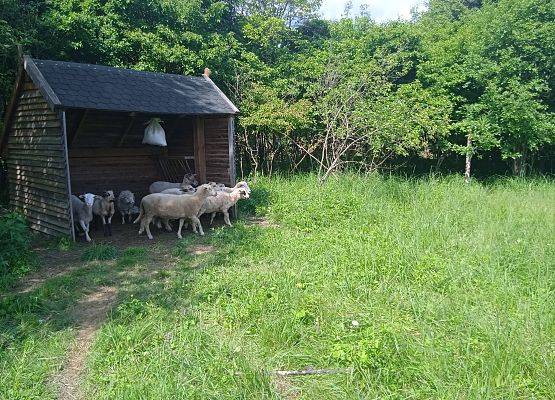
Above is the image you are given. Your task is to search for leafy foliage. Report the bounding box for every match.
[0,211,34,284]
[0,0,553,178]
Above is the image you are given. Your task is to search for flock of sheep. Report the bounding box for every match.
[71,173,251,242]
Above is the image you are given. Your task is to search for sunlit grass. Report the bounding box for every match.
[84,174,554,399]
[1,174,553,399]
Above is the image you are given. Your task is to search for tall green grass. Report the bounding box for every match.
[84,174,554,399]
[0,211,35,289]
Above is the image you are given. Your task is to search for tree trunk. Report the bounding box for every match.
[464,135,472,183]
[513,148,528,177]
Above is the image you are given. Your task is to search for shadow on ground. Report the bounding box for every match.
[0,213,268,398]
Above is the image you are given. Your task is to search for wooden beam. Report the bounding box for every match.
[23,56,61,109]
[228,116,236,185]
[61,111,75,241]
[194,116,206,183]
[68,109,88,146]
[228,116,238,218]
[0,63,25,155]
[116,114,136,147]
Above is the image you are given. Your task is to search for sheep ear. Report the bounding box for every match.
[79,194,85,199]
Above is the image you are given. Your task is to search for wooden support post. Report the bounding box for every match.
[228,116,236,185]
[228,116,237,218]
[61,111,75,241]
[194,116,206,183]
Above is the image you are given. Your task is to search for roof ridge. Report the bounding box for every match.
[31,58,204,81]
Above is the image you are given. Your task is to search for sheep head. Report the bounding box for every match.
[79,193,96,207]
[119,190,135,205]
[182,173,198,187]
[235,181,251,194]
[179,182,196,193]
[103,190,115,202]
[238,188,250,199]
[196,184,217,197]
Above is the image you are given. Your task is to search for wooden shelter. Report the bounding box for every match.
[0,56,239,238]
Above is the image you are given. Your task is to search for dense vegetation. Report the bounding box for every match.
[1,0,553,179]
[1,175,553,398]
[0,211,35,287]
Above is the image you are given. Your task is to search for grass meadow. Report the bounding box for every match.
[1,174,554,399]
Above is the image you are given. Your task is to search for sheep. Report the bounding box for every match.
[217,181,251,194]
[160,185,196,195]
[197,187,250,227]
[208,181,227,190]
[148,173,198,194]
[116,190,135,224]
[152,186,196,229]
[71,193,95,242]
[134,184,216,239]
[92,190,116,236]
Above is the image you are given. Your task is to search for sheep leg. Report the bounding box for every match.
[138,219,145,235]
[155,218,162,229]
[121,212,126,224]
[223,210,232,226]
[79,220,91,242]
[191,216,204,236]
[164,219,172,232]
[107,214,113,236]
[101,216,108,236]
[210,212,216,225]
[177,219,185,239]
[144,217,154,240]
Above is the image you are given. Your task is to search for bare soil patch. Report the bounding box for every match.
[188,244,216,255]
[14,247,83,295]
[53,286,118,400]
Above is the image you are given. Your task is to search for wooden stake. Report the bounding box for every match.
[272,367,353,377]
[464,135,472,184]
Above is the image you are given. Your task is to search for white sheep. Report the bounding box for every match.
[198,187,250,227]
[149,173,198,194]
[134,184,216,239]
[217,181,251,194]
[116,190,135,224]
[92,190,115,236]
[160,185,196,195]
[154,186,196,229]
[71,193,95,242]
[208,181,227,190]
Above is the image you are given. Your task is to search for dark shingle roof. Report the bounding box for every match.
[24,57,238,115]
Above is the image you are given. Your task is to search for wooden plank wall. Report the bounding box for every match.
[66,111,195,197]
[5,75,72,236]
[204,117,233,185]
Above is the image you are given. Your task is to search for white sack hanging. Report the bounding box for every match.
[142,117,167,146]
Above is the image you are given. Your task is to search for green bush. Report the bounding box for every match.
[0,211,34,279]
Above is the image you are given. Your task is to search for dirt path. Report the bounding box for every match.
[10,223,210,399]
[53,287,118,400]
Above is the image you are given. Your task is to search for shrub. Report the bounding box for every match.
[0,211,34,279]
